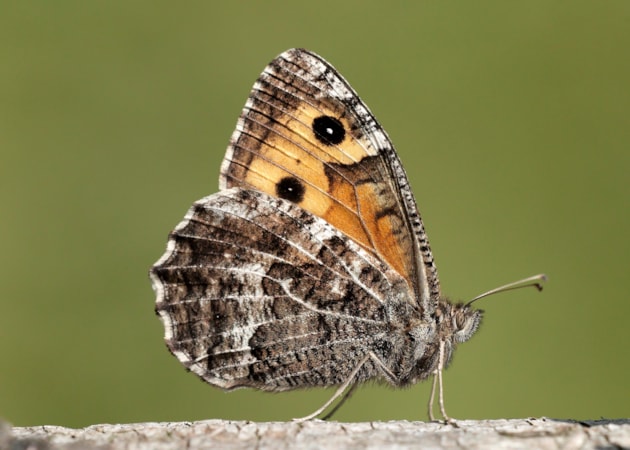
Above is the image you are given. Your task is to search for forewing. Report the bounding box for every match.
[220,48,440,309]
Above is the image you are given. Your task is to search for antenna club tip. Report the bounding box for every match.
[465,273,548,306]
[534,273,548,292]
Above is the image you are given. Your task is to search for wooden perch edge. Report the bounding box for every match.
[4,418,630,450]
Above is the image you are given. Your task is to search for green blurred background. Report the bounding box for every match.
[1,1,629,427]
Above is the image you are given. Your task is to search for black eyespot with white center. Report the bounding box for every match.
[312,115,345,146]
[276,176,305,203]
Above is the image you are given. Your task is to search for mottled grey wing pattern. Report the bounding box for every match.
[151,188,414,390]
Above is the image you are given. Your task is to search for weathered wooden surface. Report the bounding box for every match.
[4,418,630,450]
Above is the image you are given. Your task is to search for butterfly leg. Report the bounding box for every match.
[293,351,397,421]
[320,381,359,420]
[428,340,456,424]
[319,351,397,420]
[436,339,453,423]
[293,353,371,422]
[428,369,438,421]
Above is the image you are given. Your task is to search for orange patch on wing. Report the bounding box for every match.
[322,180,412,284]
[240,102,373,219]
[229,100,416,290]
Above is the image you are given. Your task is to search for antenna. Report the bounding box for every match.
[465,273,547,307]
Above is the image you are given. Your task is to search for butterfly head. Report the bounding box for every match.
[435,300,483,345]
[404,301,482,384]
[424,301,483,375]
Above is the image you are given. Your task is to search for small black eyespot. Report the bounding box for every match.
[312,116,345,146]
[276,176,305,203]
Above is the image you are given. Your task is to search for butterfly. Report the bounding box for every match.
[150,48,544,421]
